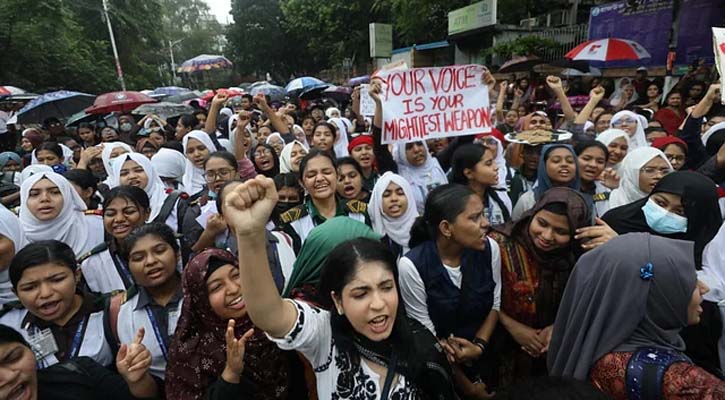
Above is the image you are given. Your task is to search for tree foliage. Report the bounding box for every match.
[484,36,561,59]
[0,0,225,93]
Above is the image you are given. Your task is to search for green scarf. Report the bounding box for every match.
[282,216,380,297]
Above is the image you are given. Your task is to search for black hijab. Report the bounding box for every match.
[602,171,721,267]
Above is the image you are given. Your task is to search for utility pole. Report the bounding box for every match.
[169,39,184,85]
[102,0,126,91]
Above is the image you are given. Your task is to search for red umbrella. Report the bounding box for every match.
[200,88,244,102]
[565,38,651,62]
[85,91,157,114]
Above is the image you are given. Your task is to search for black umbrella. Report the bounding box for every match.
[498,55,546,73]
[165,91,204,104]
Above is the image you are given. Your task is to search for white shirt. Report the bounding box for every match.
[269,300,422,399]
[397,238,502,337]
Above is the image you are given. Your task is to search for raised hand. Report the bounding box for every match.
[590,86,606,102]
[706,83,722,104]
[212,92,229,108]
[116,327,152,384]
[222,175,278,236]
[546,75,563,91]
[222,320,254,383]
[369,80,383,103]
[481,68,496,93]
[599,167,620,189]
[253,93,269,110]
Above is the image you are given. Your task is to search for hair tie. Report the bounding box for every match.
[640,263,653,280]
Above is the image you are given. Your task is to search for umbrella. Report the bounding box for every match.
[165,90,204,104]
[17,90,95,124]
[65,110,101,127]
[498,55,546,73]
[250,83,286,102]
[152,86,190,97]
[200,88,244,102]
[132,102,195,119]
[0,86,25,98]
[0,93,38,103]
[177,54,233,74]
[565,38,651,62]
[85,91,157,115]
[347,76,370,86]
[285,77,328,96]
[560,67,602,77]
[311,85,352,102]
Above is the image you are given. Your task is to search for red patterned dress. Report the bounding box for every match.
[590,352,725,399]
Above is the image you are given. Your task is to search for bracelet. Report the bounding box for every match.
[472,337,488,354]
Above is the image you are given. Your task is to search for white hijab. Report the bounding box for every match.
[110,152,168,221]
[279,140,308,174]
[368,172,419,252]
[701,121,725,147]
[0,205,25,304]
[19,172,103,256]
[608,147,672,209]
[328,117,350,158]
[19,164,53,186]
[31,143,74,166]
[101,142,134,186]
[266,132,285,151]
[182,130,217,195]
[151,148,186,181]
[610,110,648,149]
[392,140,448,213]
[698,223,725,372]
[596,128,631,170]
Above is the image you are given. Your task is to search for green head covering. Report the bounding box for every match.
[283,216,380,297]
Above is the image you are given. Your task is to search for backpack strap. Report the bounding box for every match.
[102,290,128,354]
[625,346,691,400]
[153,191,182,227]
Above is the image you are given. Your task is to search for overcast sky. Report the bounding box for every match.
[204,0,232,24]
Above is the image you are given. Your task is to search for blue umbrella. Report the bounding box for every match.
[250,82,287,102]
[346,76,370,86]
[152,86,190,96]
[17,90,95,124]
[285,77,328,96]
[178,54,232,73]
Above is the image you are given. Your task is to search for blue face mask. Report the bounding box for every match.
[641,198,688,234]
[208,190,218,200]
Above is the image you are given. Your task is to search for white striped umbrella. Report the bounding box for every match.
[565,38,651,62]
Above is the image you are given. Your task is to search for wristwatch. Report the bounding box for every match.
[472,337,488,354]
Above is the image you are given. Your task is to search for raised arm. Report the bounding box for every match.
[496,81,508,122]
[254,94,292,140]
[574,86,606,125]
[205,93,229,135]
[351,86,366,130]
[546,76,576,122]
[222,175,298,338]
[233,111,252,161]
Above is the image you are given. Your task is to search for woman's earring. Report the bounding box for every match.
[337,308,344,315]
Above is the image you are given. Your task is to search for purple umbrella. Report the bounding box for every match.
[178,54,233,73]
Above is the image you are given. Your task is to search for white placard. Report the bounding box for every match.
[713,27,725,104]
[359,84,376,117]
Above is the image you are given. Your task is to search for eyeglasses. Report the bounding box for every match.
[665,154,686,163]
[640,166,672,177]
[204,168,235,181]
[612,117,637,126]
[254,149,272,158]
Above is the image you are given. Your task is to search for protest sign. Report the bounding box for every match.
[377,64,491,144]
[359,84,376,116]
[713,27,725,104]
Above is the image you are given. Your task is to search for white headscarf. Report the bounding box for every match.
[291,124,309,148]
[19,172,103,256]
[101,142,134,186]
[608,147,672,209]
[182,130,217,195]
[19,164,53,186]
[266,132,285,149]
[368,172,419,252]
[392,140,448,213]
[31,143,74,166]
[151,148,186,181]
[699,223,725,372]
[596,128,631,170]
[328,117,350,158]
[610,110,648,149]
[701,121,725,147]
[279,140,308,174]
[0,205,25,304]
[110,153,168,221]
[325,107,341,119]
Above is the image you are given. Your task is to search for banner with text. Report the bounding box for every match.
[714,27,725,104]
[378,64,491,144]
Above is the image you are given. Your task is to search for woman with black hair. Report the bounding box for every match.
[63,168,102,210]
[251,143,280,178]
[451,144,512,225]
[79,186,150,293]
[399,184,500,398]
[336,157,369,202]
[0,324,159,399]
[574,141,612,217]
[0,241,116,368]
[221,175,457,398]
[176,114,198,141]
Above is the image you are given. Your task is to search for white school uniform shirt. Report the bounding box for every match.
[397,238,502,337]
[80,248,129,294]
[0,308,114,368]
[116,290,183,379]
[269,300,422,398]
[287,212,367,246]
